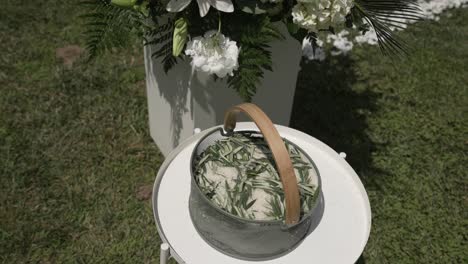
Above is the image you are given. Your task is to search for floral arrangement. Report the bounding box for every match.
[82,0,419,100]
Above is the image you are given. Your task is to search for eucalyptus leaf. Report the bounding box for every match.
[245,199,257,210]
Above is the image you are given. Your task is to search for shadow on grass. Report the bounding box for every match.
[356,255,366,264]
[290,56,382,180]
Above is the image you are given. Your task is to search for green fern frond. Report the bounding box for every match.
[144,14,179,73]
[80,0,145,60]
[226,15,283,102]
[228,47,267,101]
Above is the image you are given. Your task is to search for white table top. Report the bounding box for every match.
[152,123,371,264]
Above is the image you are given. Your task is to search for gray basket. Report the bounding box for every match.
[188,103,322,260]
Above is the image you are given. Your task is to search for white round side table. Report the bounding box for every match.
[152,123,371,264]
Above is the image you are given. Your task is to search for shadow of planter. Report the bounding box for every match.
[290,56,381,178]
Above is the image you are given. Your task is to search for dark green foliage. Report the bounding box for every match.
[80,0,145,60]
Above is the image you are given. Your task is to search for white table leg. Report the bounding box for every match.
[160,243,170,264]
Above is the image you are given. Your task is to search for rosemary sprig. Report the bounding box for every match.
[194,133,318,221]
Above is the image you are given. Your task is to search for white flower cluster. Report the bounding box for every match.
[419,0,468,21]
[327,30,353,55]
[292,0,354,32]
[354,27,378,46]
[185,30,239,78]
[302,0,468,61]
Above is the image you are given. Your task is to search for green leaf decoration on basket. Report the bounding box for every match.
[193,133,319,221]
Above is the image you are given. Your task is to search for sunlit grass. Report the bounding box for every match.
[1,1,466,263]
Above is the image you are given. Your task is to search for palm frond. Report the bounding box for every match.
[353,0,422,55]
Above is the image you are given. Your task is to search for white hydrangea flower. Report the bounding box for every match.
[292,0,354,32]
[354,26,378,46]
[185,31,239,78]
[327,30,353,55]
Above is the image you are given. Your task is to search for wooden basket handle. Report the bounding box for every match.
[224,103,300,225]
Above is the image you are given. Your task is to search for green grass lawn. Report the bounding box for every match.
[1,1,466,263]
